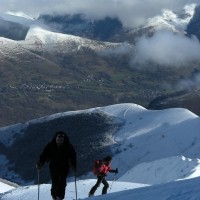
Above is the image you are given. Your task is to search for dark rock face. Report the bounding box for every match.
[38,14,123,41]
[0,19,29,40]
[186,5,200,40]
[3,112,120,184]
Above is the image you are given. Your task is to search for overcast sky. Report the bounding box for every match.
[0,0,199,27]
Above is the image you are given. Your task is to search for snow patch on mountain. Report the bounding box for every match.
[146,4,196,33]
[24,25,120,52]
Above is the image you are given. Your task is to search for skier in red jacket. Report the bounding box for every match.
[89,155,118,197]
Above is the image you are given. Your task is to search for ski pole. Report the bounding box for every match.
[109,173,116,193]
[37,169,40,200]
[74,174,78,200]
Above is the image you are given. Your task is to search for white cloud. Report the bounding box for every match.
[176,73,200,91]
[132,31,200,67]
[0,0,199,27]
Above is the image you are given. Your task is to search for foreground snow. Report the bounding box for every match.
[1,177,200,200]
[0,179,146,200]
[0,182,14,193]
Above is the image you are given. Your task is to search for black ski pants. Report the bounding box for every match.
[89,176,109,195]
[50,166,69,199]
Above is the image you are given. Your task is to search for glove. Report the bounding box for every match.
[36,161,43,170]
[115,168,118,174]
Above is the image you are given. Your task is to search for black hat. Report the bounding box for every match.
[104,155,112,162]
[54,131,69,143]
[55,131,66,137]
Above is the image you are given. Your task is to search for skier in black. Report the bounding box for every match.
[36,131,76,200]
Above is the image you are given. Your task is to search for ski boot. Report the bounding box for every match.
[88,192,94,197]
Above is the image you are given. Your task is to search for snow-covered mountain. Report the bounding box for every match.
[23,25,123,52]
[1,103,200,199]
[0,3,197,43]
[0,3,198,66]
[0,25,123,56]
[0,11,126,54]
[36,3,197,43]
[145,4,196,33]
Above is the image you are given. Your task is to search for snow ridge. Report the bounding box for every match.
[1,103,200,200]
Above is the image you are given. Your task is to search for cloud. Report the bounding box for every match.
[131,31,200,67]
[0,0,199,27]
[176,73,200,91]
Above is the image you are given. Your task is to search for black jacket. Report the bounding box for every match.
[39,134,76,171]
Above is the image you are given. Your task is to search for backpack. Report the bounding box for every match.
[92,160,102,175]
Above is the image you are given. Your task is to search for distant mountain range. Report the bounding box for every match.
[0,4,200,127]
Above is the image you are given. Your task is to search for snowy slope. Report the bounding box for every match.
[0,180,147,200]
[23,25,121,52]
[99,104,200,182]
[0,182,15,193]
[1,176,200,200]
[0,25,124,58]
[1,103,200,199]
[119,156,200,184]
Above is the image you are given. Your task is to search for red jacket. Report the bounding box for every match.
[99,162,112,175]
